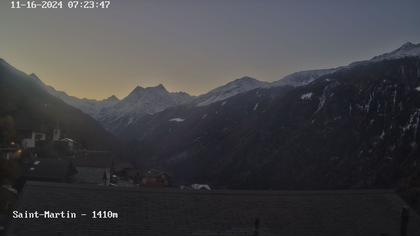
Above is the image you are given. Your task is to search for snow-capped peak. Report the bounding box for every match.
[130,84,166,94]
[148,84,169,94]
[370,42,420,62]
[234,76,261,83]
[194,76,270,106]
[97,84,193,131]
[103,95,119,103]
[131,85,145,92]
[26,74,193,132]
[124,84,171,102]
[272,68,339,87]
[398,42,418,50]
[273,42,420,89]
[155,84,166,90]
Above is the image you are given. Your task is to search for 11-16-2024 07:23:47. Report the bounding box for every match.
[10,1,111,9]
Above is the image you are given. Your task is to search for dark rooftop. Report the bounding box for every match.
[24,159,77,182]
[7,182,420,236]
[72,153,112,168]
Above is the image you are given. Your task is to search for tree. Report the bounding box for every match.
[0,116,16,145]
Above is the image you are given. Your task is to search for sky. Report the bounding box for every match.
[1,0,420,99]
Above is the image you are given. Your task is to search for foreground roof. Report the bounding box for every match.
[72,153,112,168]
[24,159,76,182]
[7,182,420,236]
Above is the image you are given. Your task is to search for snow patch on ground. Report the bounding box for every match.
[364,92,375,112]
[253,103,259,111]
[127,117,135,125]
[300,92,313,100]
[370,42,420,62]
[402,109,420,139]
[392,88,398,108]
[196,77,269,106]
[315,81,339,114]
[380,130,385,139]
[169,118,185,122]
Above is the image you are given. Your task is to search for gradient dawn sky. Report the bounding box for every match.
[1,0,420,99]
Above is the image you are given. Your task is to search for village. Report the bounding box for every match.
[0,125,212,233]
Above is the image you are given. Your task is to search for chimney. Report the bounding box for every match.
[400,207,410,236]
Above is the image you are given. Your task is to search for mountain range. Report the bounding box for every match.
[31,42,420,136]
[115,42,420,189]
[2,41,420,190]
[32,64,340,133]
[121,57,420,189]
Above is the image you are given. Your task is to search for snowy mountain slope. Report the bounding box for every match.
[370,42,420,62]
[272,42,420,88]
[350,42,420,67]
[193,76,270,106]
[271,68,339,87]
[191,67,341,107]
[29,73,193,132]
[192,69,342,107]
[98,84,194,132]
[30,74,119,119]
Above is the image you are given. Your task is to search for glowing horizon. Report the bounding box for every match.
[1,0,419,100]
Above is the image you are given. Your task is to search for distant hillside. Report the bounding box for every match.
[38,43,420,141]
[121,57,420,190]
[0,59,121,152]
[192,76,270,107]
